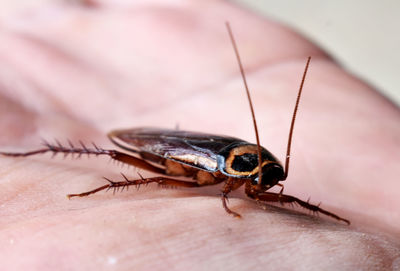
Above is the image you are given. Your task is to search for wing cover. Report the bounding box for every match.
[108,127,244,171]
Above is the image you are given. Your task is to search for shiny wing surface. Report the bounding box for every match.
[108,127,244,171]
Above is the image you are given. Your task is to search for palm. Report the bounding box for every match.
[0,2,399,270]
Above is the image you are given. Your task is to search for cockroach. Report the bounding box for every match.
[0,23,349,224]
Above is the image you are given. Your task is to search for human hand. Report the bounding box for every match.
[0,1,399,270]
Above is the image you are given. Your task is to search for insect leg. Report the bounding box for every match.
[248,191,350,225]
[0,141,165,174]
[221,178,245,218]
[221,195,241,218]
[276,183,284,195]
[67,175,200,198]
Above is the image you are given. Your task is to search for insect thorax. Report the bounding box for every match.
[217,142,283,182]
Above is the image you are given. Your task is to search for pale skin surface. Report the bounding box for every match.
[0,1,400,270]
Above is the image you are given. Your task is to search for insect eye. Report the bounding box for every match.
[231,153,258,172]
[252,164,284,187]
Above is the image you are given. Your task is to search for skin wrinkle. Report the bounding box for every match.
[15,32,124,97]
[292,132,320,197]
[136,58,322,134]
[0,1,399,270]
[110,53,325,119]
[0,54,70,120]
[0,92,38,143]
[0,32,126,128]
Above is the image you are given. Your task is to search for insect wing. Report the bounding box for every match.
[108,127,243,172]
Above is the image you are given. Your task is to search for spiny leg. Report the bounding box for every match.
[251,191,350,225]
[67,174,200,198]
[0,140,165,174]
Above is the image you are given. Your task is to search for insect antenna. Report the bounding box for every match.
[283,57,311,180]
[225,22,263,185]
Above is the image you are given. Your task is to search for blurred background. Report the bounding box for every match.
[1,0,399,106]
[233,0,400,106]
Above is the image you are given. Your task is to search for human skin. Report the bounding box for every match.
[0,1,399,270]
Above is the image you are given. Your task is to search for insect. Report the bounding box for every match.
[0,23,349,224]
